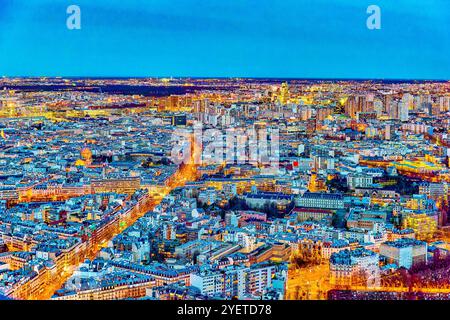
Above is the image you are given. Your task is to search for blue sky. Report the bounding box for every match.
[0,0,449,79]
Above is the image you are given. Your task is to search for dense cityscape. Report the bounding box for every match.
[0,77,449,301]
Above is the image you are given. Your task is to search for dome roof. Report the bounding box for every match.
[81,147,92,160]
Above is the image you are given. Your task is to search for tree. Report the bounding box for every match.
[227,196,249,211]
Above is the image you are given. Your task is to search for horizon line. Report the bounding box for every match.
[1,76,449,82]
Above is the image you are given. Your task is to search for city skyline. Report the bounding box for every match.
[3,77,450,81]
[1,0,450,306]
[0,77,450,302]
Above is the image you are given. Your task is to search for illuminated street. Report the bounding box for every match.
[287,263,330,300]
